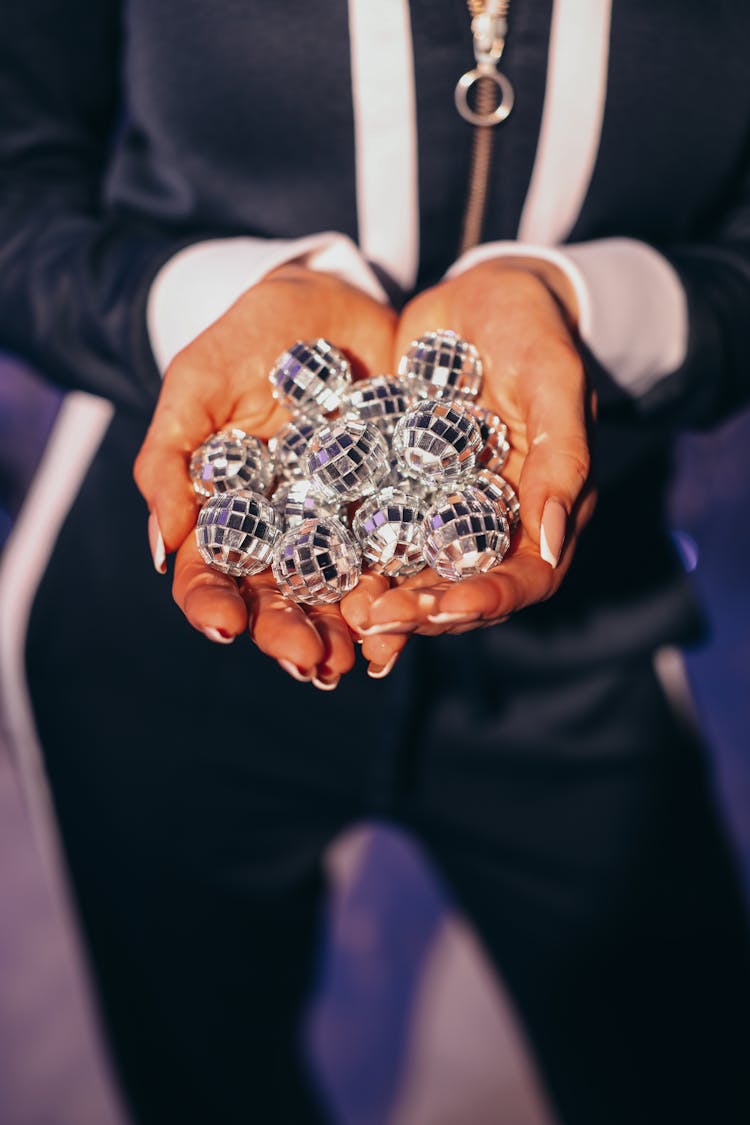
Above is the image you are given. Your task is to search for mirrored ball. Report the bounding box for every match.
[268,338,352,417]
[190,428,274,500]
[271,477,346,530]
[268,418,317,481]
[339,375,415,439]
[473,469,521,531]
[272,517,362,605]
[383,455,438,502]
[421,486,510,581]
[398,329,483,401]
[392,399,482,485]
[196,490,279,577]
[353,487,427,577]
[307,419,390,503]
[464,403,511,474]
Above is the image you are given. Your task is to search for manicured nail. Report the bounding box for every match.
[427,612,472,625]
[202,627,235,645]
[367,654,399,679]
[344,611,366,635]
[540,499,567,568]
[148,511,166,574]
[312,675,340,692]
[358,622,410,636]
[278,659,313,683]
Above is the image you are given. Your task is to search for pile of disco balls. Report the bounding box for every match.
[192,331,520,607]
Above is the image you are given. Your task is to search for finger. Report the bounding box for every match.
[172,533,248,642]
[306,603,357,689]
[361,631,408,678]
[340,571,409,674]
[339,571,391,636]
[359,578,448,636]
[240,572,325,680]
[430,495,595,625]
[134,359,225,555]
[516,340,590,568]
[425,556,551,627]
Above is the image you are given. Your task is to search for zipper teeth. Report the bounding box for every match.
[459,0,510,253]
[459,77,496,254]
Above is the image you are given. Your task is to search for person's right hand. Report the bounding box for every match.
[134,264,397,688]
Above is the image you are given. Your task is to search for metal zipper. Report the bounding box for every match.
[455,0,514,253]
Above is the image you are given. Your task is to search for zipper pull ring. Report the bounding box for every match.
[455,2,515,127]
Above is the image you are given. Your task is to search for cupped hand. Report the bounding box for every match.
[342,258,596,656]
[134,265,397,685]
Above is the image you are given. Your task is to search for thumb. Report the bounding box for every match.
[517,350,591,568]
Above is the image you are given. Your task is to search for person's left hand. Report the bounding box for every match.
[340,258,597,672]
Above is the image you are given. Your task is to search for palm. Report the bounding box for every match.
[135,266,397,685]
[342,261,595,648]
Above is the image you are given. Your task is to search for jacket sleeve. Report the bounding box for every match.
[0,0,213,414]
[646,146,750,429]
[571,140,750,432]
[448,142,750,433]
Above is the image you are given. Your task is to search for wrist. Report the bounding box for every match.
[481,256,580,329]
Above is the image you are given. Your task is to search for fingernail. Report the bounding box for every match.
[202,627,235,645]
[312,675,340,692]
[148,511,166,574]
[427,612,472,625]
[278,659,313,683]
[358,622,410,636]
[540,499,567,568]
[367,654,399,679]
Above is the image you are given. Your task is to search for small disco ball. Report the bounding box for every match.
[307,419,390,503]
[196,490,279,578]
[383,455,437,502]
[268,418,317,481]
[339,375,414,439]
[398,329,483,401]
[272,517,362,605]
[473,469,520,531]
[392,399,482,485]
[353,487,427,577]
[190,428,274,501]
[421,487,510,581]
[268,338,352,417]
[271,477,346,530]
[464,403,511,474]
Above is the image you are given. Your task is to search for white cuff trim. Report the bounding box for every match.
[447,238,689,399]
[146,232,388,375]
